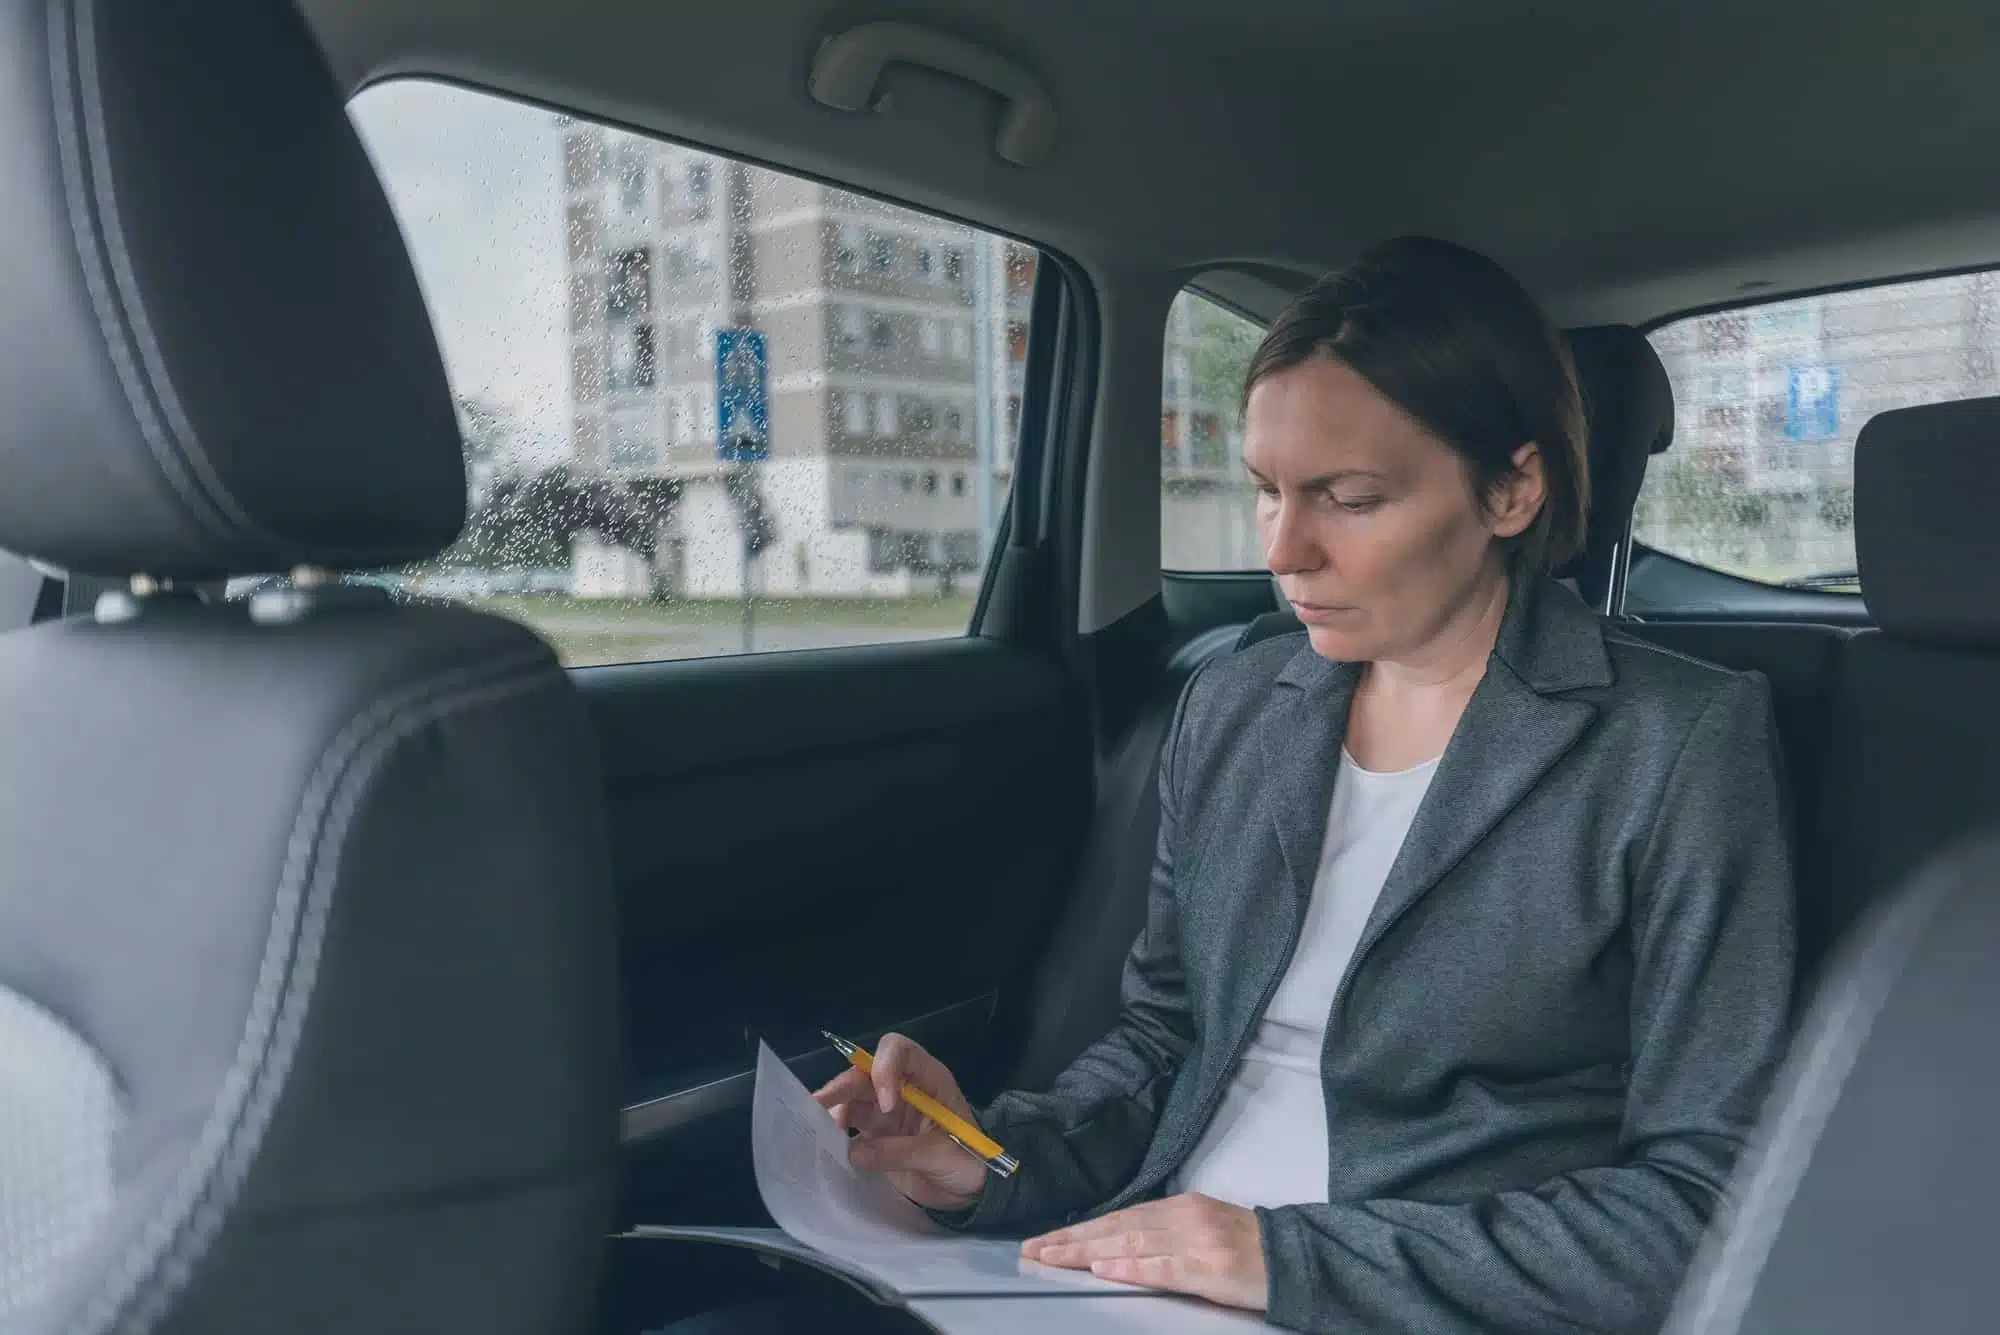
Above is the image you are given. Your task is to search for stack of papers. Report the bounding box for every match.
[630,1042,1264,1332]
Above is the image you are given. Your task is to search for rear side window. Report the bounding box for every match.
[1636,271,2000,591]
[341,80,1038,666]
[1160,290,1263,571]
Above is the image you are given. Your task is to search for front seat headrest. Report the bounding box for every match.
[0,0,465,579]
[1855,396,2000,646]
[1556,323,1675,605]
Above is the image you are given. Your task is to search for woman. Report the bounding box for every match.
[682,236,1796,1334]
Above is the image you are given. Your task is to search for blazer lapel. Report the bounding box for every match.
[1353,577,1614,963]
[1258,650,1361,908]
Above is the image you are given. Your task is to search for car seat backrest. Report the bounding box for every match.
[1664,835,2000,1335]
[1794,395,2000,985]
[0,3,619,1331]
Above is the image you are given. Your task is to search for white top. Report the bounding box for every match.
[1171,749,1440,1210]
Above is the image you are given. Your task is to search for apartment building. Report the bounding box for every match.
[560,120,1033,598]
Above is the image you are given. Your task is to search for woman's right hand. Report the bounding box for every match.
[811,1032,988,1212]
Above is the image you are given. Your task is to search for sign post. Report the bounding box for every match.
[716,328,771,652]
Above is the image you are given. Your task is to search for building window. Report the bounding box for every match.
[836,305,863,346]
[944,248,965,283]
[609,323,657,390]
[920,319,942,356]
[874,394,897,436]
[943,531,981,568]
[834,224,861,272]
[562,129,605,190]
[867,232,895,274]
[944,406,964,437]
[608,416,658,468]
[868,314,896,351]
[899,472,915,494]
[614,143,648,216]
[922,470,940,495]
[947,324,970,361]
[951,472,967,497]
[867,527,899,573]
[916,246,935,277]
[685,161,712,216]
[843,393,868,435]
[607,248,651,320]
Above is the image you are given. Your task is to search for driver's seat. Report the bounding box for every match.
[0,1,619,1331]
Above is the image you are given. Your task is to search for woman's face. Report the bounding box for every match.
[1243,353,1544,665]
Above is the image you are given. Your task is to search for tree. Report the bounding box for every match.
[1188,301,1262,413]
[1650,452,1769,569]
[455,395,512,467]
[1818,485,1855,533]
[445,466,680,575]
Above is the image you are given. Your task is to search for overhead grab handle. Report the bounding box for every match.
[808,21,1056,168]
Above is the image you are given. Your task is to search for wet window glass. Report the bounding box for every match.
[337,80,1039,665]
[1160,290,1263,571]
[1639,272,2000,591]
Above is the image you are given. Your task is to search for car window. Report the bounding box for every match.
[342,80,1037,666]
[1636,270,2000,592]
[1161,290,1263,571]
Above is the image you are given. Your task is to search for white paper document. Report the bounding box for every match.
[747,1039,1145,1297]
[630,1042,1264,1330]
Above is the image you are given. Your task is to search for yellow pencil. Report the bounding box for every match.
[822,1030,1019,1178]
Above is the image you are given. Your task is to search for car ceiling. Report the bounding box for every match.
[306,0,2000,327]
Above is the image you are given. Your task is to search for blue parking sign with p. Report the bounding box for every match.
[1786,363,1839,441]
[716,328,770,463]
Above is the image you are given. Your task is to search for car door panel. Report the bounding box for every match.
[581,636,1086,1225]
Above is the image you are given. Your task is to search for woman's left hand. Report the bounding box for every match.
[1020,1193,1269,1311]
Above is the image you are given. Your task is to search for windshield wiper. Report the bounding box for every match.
[1780,568,1861,591]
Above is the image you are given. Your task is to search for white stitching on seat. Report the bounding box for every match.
[65,648,562,1335]
[46,0,266,553]
[68,0,272,549]
[1662,866,1952,1335]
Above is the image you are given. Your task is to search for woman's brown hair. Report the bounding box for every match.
[1242,236,1589,573]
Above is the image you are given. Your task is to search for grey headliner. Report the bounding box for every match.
[305,0,2000,324]
[302,0,2000,626]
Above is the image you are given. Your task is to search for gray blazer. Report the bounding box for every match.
[950,576,1796,1334]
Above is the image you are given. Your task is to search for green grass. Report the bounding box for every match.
[471,592,977,632]
[467,593,978,667]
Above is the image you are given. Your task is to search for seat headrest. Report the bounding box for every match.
[0,0,464,579]
[1555,324,1674,604]
[1855,397,2000,646]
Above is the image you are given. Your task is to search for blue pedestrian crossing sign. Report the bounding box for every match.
[1786,363,1839,441]
[715,328,770,462]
